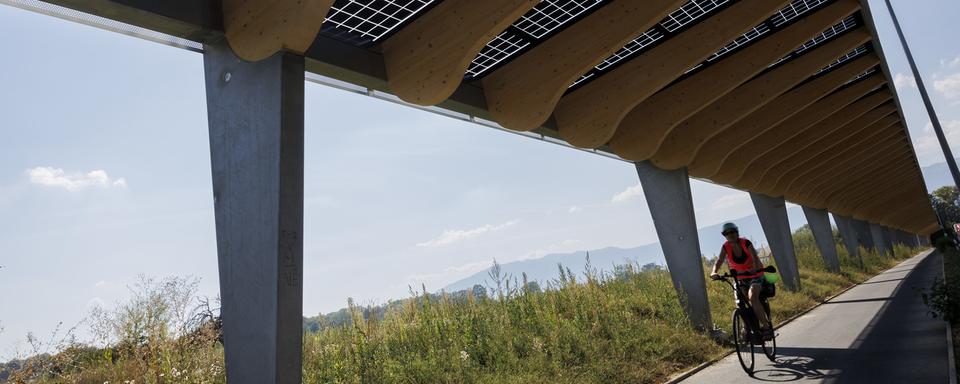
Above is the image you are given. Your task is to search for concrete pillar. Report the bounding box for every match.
[750,193,801,291]
[802,206,841,273]
[852,219,875,252]
[869,223,887,255]
[204,43,304,384]
[635,162,711,330]
[833,214,862,263]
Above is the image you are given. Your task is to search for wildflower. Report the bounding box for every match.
[459,350,469,361]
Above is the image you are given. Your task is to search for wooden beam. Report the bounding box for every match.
[688,55,879,178]
[791,136,908,204]
[708,74,886,184]
[482,0,684,132]
[752,104,898,194]
[821,153,913,210]
[855,186,923,217]
[223,0,333,61]
[381,0,537,105]
[733,93,893,188]
[781,118,901,196]
[609,0,861,161]
[553,0,791,148]
[649,28,871,169]
[783,123,903,199]
[815,145,911,202]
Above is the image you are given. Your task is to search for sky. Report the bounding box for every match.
[1,0,958,358]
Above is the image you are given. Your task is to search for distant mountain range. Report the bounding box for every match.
[921,158,960,192]
[443,206,806,292]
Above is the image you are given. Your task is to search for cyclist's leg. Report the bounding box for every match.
[748,282,771,329]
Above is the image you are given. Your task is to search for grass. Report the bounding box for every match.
[5,227,923,384]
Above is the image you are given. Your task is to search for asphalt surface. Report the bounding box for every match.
[680,249,951,383]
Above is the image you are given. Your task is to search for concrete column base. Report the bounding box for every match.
[635,161,711,330]
[750,193,801,291]
[204,43,305,384]
[802,206,841,273]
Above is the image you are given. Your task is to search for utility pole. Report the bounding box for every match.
[884,0,960,191]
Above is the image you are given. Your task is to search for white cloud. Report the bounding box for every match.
[611,183,643,203]
[912,120,960,166]
[711,193,751,210]
[894,73,917,89]
[416,220,519,247]
[941,55,960,69]
[934,72,960,101]
[567,206,582,213]
[26,167,127,191]
[94,280,108,288]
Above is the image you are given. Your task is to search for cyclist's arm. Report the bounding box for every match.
[749,243,763,271]
[712,247,726,275]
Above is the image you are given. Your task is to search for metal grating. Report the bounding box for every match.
[320,0,436,46]
[464,0,606,78]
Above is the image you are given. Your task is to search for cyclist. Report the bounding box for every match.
[710,222,773,339]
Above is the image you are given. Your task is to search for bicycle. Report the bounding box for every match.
[712,266,778,374]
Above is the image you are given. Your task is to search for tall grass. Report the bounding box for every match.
[7,228,923,384]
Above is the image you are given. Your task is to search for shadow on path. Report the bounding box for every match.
[742,252,947,383]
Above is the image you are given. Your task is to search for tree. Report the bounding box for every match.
[931,186,960,226]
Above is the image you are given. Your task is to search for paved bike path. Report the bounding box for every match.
[680,249,950,383]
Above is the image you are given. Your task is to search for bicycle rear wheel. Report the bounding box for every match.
[762,302,776,361]
[732,309,754,374]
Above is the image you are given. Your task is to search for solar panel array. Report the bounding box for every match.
[464,0,606,78]
[320,0,436,46]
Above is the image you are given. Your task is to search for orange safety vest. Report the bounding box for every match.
[724,238,763,280]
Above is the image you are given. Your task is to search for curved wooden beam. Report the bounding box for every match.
[781,118,901,197]
[553,0,791,148]
[482,0,684,132]
[855,186,922,217]
[650,28,871,170]
[688,55,879,178]
[752,105,898,195]
[708,74,885,184]
[878,201,933,227]
[813,145,911,202]
[609,0,861,161]
[382,0,538,105]
[792,136,908,204]
[223,0,334,61]
[818,158,912,212]
[823,154,913,211]
[732,94,893,189]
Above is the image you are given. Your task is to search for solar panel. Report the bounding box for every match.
[845,66,879,85]
[569,0,834,90]
[817,44,870,74]
[320,0,436,46]
[768,15,859,68]
[464,0,606,79]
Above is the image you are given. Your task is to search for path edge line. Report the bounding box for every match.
[662,248,933,384]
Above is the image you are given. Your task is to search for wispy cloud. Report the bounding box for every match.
[611,183,643,203]
[711,193,750,210]
[894,72,917,89]
[567,206,582,213]
[913,120,960,166]
[934,72,960,102]
[416,220,519,248]
[26,167,127,191]
[941,55,960,69]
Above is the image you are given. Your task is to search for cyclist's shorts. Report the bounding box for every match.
[737,276,766,286]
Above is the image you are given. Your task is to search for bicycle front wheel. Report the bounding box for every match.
[732,309,754,374]
[762,302,776,361]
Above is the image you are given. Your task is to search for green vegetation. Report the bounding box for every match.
[4,228,922,384]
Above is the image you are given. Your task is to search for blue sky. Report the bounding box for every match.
[1,0,958,357]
